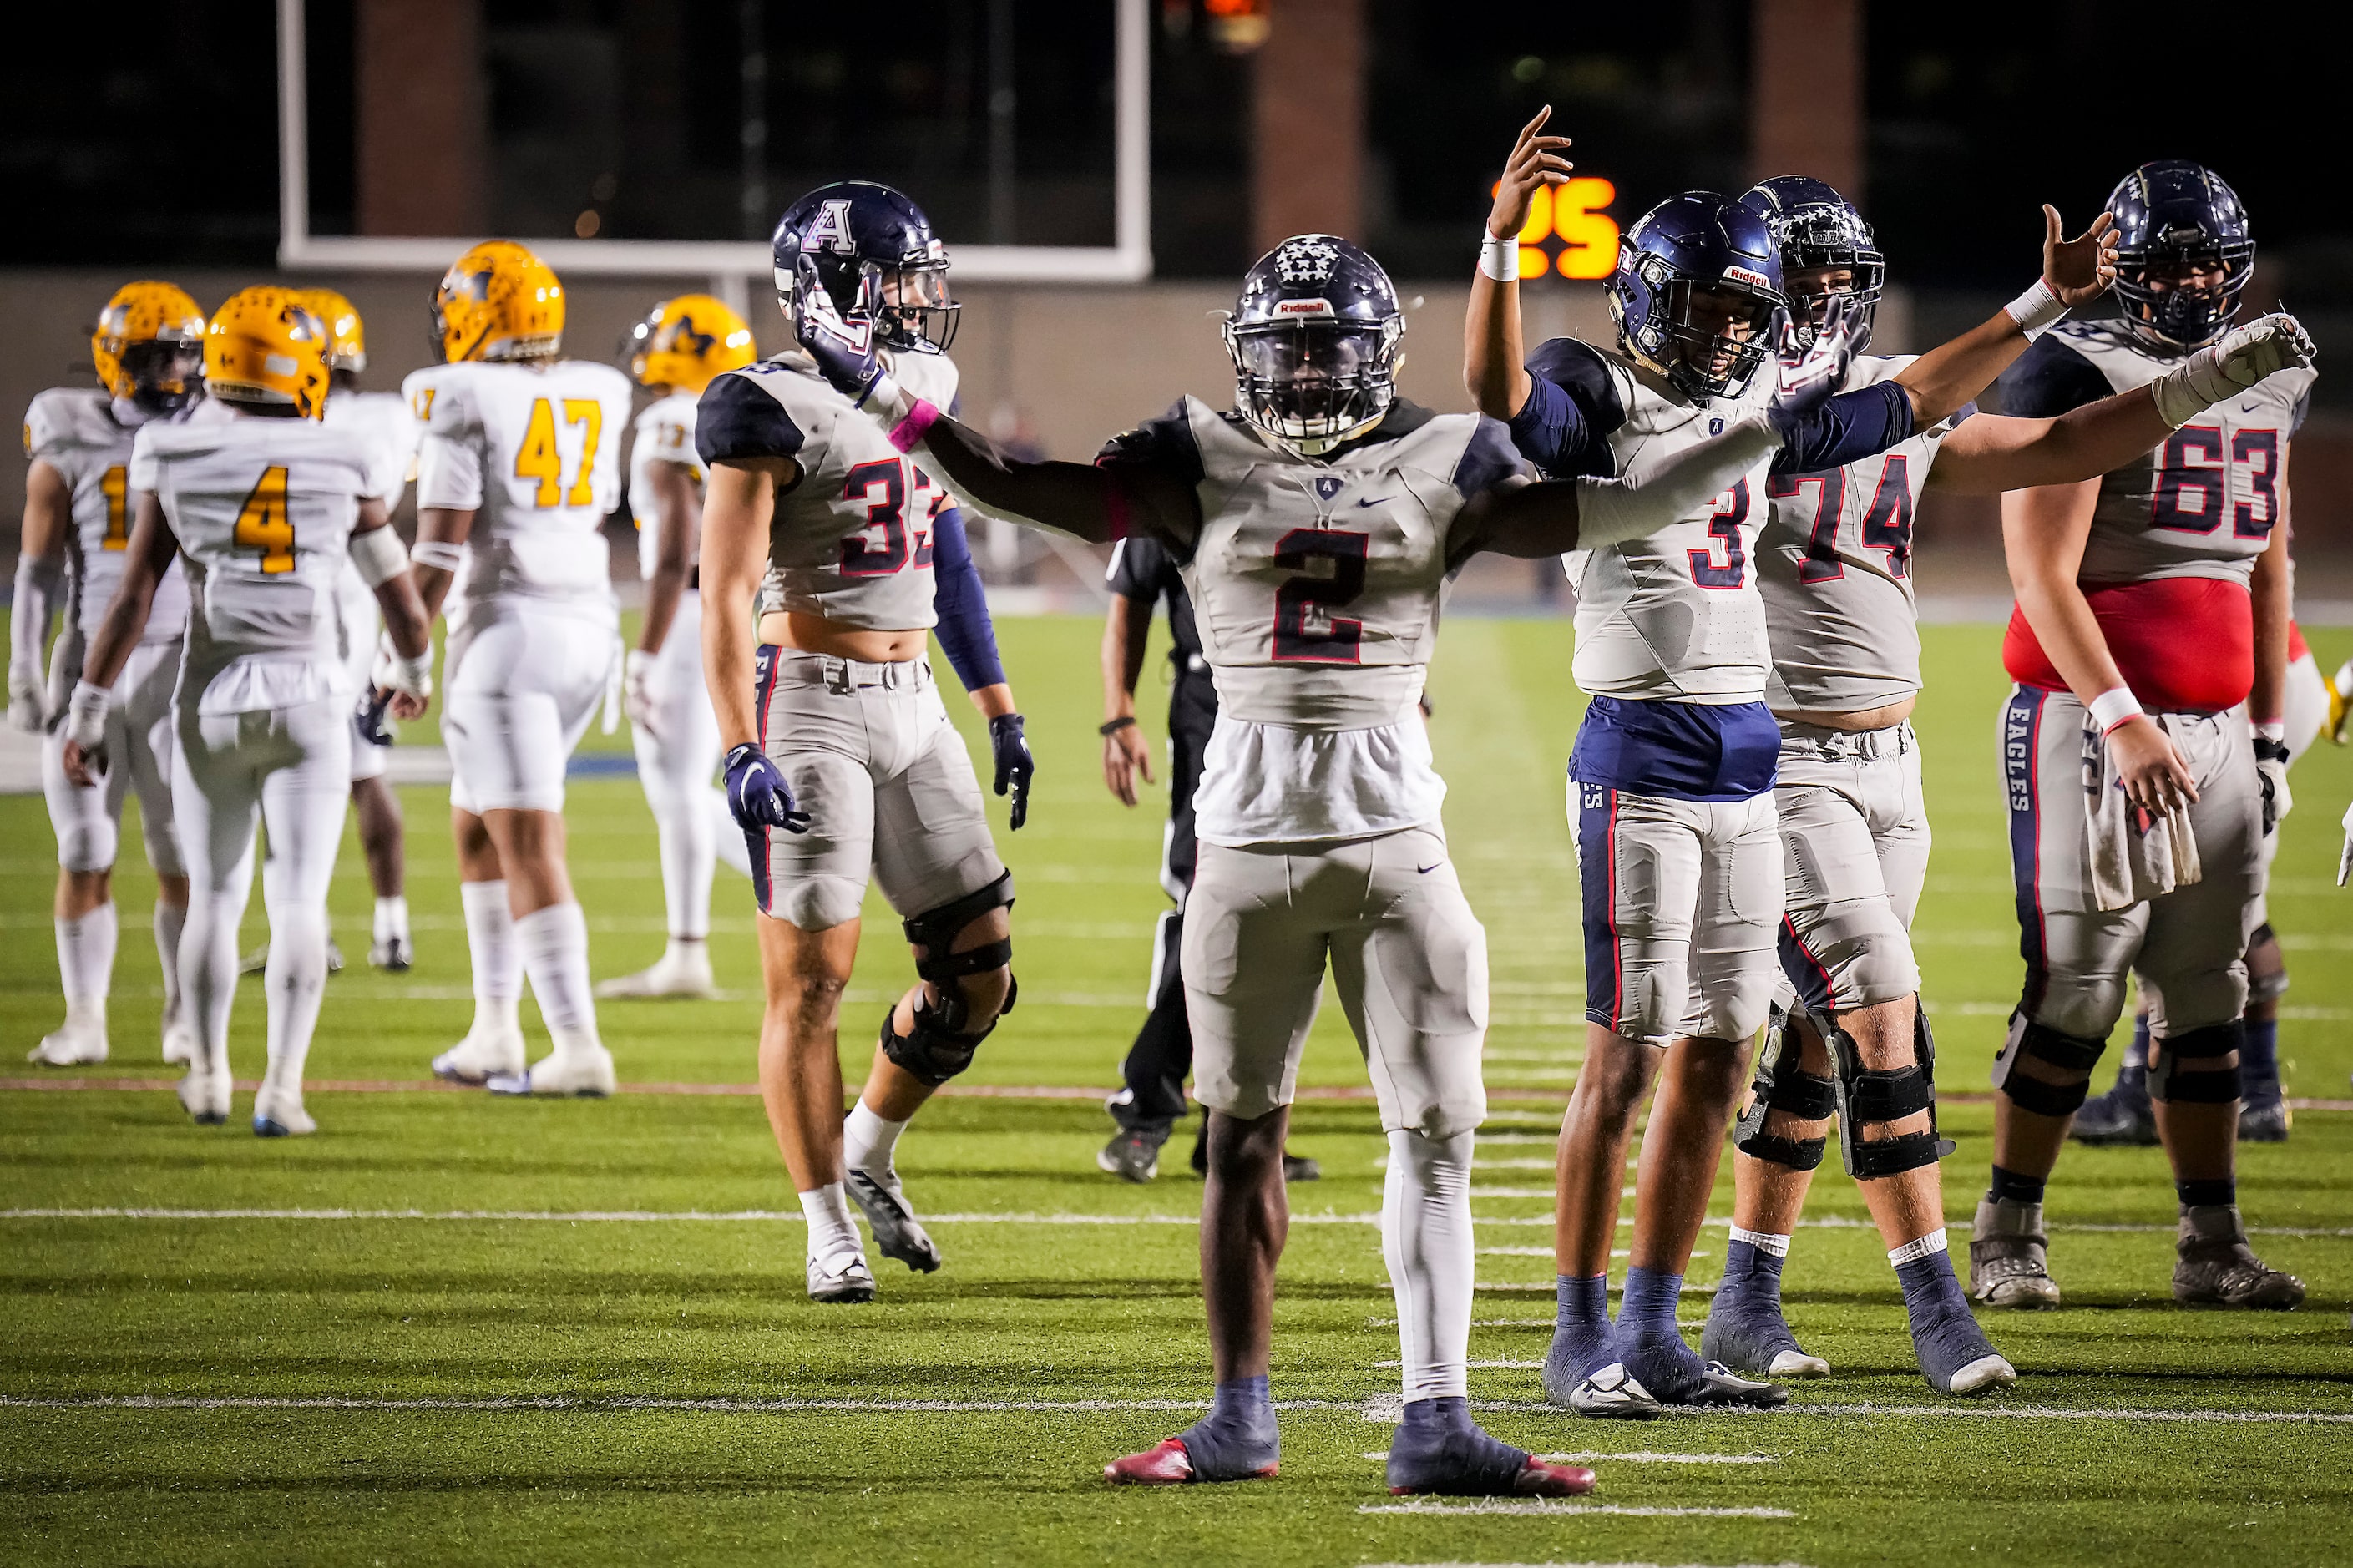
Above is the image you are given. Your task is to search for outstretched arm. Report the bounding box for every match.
[897,404,1199,550]
[1464,107,1571,420]
[1459,414,1784,561]
[1892,205,2117,427]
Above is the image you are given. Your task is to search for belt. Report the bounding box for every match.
[787,650,933,695]
[1782,717,1914,761]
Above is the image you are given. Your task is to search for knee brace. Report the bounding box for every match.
[879,994,998,1087]
[1990,1009,2106,1118]
[1828,1003,1955,1182]
[881,872,1019,1085]
[1733,1014,1836,1171]
[2148,1020,2243,1105]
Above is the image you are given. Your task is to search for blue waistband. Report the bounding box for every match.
[1568,695,1779,802]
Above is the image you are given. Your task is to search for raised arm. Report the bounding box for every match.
[8,458,72,731]
[1892,205,2118,426]
[1464,108,1572,420]
[60,491,176,785]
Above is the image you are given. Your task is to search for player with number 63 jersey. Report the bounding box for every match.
[401,240,636,1100]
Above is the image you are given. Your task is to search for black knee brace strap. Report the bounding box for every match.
[2148,1020,2244,1105]
[1829,1004,1955,1181]
[1733,1016,1834,1171]
[903,870,1018,1032]
[880,996,1000,1088]
[1991,1010,2105,1118]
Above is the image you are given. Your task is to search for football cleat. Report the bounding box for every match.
[1627,1352,1789,1409]
[1098,1124,1169,1184]
[806,1252,876,1304]
[595,946,718,1000]
[2238,1100,2291,1143]
[177,1061,232,1125]
[432,1026,528,1085]
[2070,1081,2159,1146]
[1556,1361,1662,1420]
[27,1023,108,1066]
[1384,1397,1596,1497]
[1104,1438,1278,1487]
[846,1168,943,1272]
[1702,1282,1829,1379]
[487,1044,618,1098]
[368,935,413,974]
[1970,1198,2063,1308]
[251,1084,316,1138]
[2174,1206,2306,1308]
[1910,1304,2016,1395]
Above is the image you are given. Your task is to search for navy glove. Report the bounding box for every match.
[792,254,890,407]
[1766,294,1860,441]
[355,689,395,750]
[989,713,1035,832]
[726,742,810,835]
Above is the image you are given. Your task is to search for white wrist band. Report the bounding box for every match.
[1478,231,1521,283]
[2089,686,2143,735]
[2003,277,2067,341]
[2255,720,2285,744]
[412,540,465,574]
[66,680,109,748]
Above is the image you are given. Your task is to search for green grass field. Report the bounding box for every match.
[6,615,2353,1566]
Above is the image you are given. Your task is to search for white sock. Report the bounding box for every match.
[459,880,521,1036]
[843,1100,908,1180]
[180,891,243,1076]
[55,903,119,1029]
[374,895,410,947]
[800,1181,863,1267]
[1729,1226,1793,1258]
[707,788,753,879]
[651,788,717,944]
[661,935,710,969]
[153,899,186,1033]
[261,913,329,1095]
[1382,1127,1476,1402]
[1889,1229,1951,1268]
[516,902,600,1046]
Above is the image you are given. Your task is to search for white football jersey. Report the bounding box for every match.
[1758,355,1969,712]
[23,387,191,641]
[695,348,964,631]
[628,388,701,580]
[405,358,633,614]
[130,407,382,715]
[323,387,421,505]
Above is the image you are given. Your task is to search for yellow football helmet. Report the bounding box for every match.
[434,240,564,363]
[298,288,367,372]
[626,294,757,392]
[90,281,205,407]
[205,287,331,420]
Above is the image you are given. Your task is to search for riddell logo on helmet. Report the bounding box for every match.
[1722,265,1771,289]
[1274,298,1334,317]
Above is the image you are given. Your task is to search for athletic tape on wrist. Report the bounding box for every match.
[2088,686,2144,735]
[411,540,464,574]
[2003,277,2067,339]
[887,398,940,454]
[66,680,109,747]
[2256,719,2286,744]
[1478,231,1521,283]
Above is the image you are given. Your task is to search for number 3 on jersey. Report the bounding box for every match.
[1688,480,1748,589]
[514,397,605,508]
[234,465,295,574]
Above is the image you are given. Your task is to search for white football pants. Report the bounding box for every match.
[628,594,750,940]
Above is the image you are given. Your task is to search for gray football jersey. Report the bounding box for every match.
[696,350,963,631]
[1561,351,1780,702]
[23,387,191,641]
[1098,397,1524,730]
[1758,355,1966,712]
[2023,320,2313,588]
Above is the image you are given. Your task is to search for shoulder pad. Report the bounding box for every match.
[1526,337,1629,437]
[696,368,808,467]
[1096,397,1206,486]
[1995,332,2115,420]
[23,387,112,461]
[1453,413,1529,497]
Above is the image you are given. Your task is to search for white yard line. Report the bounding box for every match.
[1361,1452,1778,1465]
[1356,1394,2353,1425]
[1360,1500,1796,1518]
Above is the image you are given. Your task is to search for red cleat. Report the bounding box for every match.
[1104,1437,1278,1485]
[1512,1458,1597,1497]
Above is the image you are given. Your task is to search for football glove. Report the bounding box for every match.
[990,712,1035,832]
[354,689,395,749]
[2150,313,2318,428]
[622,649,659,738]
[372,631,433,702]
[63,680,110,777]
[2254,735,2292,837]
[726,742,809,834]
[7,664,44,734]
[792,255,898,411]
[1767,295,1860,440]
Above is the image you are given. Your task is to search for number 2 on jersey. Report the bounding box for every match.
[514,397,604,508]
[1272,528,1369,662]
[233,466,295,574]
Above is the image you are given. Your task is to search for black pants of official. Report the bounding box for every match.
[1109,675,1213,1133]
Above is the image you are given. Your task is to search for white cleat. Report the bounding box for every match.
[368,935,413,974]
[177,1062,232,1125]
[1769,1348,1832,1379]
[1945,1353,2018,1395]
[595,946,719,999]
[431,1026,528,1085]
[251,1084,317,1137]
[160,1020,195,1066]
[27,1024,109,1066]
[488,1044,618,1098]
[807,1252,877,1303]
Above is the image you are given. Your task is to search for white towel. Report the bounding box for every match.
[2083,713,2201,912]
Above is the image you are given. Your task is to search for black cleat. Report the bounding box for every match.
[846,1168,943,1273]
[1099,1123,1171,1183]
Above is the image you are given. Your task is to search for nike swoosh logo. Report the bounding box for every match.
[1357,496,1398,508]
[2240,402,2262,412]
[1415,862,1441,874]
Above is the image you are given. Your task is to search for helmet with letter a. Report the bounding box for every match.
[772,180,959,355]
[1222,234,1404,456]
[1740,175,1884,356]
[1607,191,1785,402]
[2106,159,2254,352]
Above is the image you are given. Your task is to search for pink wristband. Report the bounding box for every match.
[888,398,940,454]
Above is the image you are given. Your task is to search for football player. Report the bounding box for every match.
[402,242,637,1097]
[696,183,1036,1303]
[1468,109,2118,1414]
[795,227,1856,1495]
[1974,161,2316,1311]
[1693,175,2314,1392]
[597,294,759,1000]
[10,282,205,1068]
[59,288,434,1134]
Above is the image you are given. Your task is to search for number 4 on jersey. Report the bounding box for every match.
[514,397,605,508]
[234,465,295,574]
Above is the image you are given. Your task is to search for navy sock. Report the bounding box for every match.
[2126,1016,2150,1074]
[1547,1273,1616,1380]
[1386,1396,1529,1493]
[1617,1264,1683,1342]
[1987,1166,2045,1206]
[1719,1237,1786,1303]
[1894,1247,1971,1320]
[1175,1374,1278,1480]
[2177,1177,2235,1210]
[2240,1017,2280,1099]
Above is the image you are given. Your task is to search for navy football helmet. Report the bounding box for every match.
[772,180,959,354]
[2106,160,2254,351]
[1609,193,1785,402]
[1222,234,1404,453]
[1740,175,1884,356]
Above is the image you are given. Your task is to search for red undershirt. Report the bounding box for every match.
[2003,576,2254,714]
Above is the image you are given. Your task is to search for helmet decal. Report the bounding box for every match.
[1273,237,1343,285]
[802,198,857,255]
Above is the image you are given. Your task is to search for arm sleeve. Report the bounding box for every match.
[1106,534,1168,596]
[9,550,63,697]
[1094,401,1206,486]
[1770,380,1917,474]
[1505,338,1622,478]
[1993,335,2113,419]
[696,372,807,467]
[928,506,1007,692]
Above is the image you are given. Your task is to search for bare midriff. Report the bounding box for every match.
[1772,695,1916,732]
[759,609,927,664]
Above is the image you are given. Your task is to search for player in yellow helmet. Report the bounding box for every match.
[598,295,759,999]
[402,242,635,1096]
[10,281,207,1068]
[61,286,434,1134]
